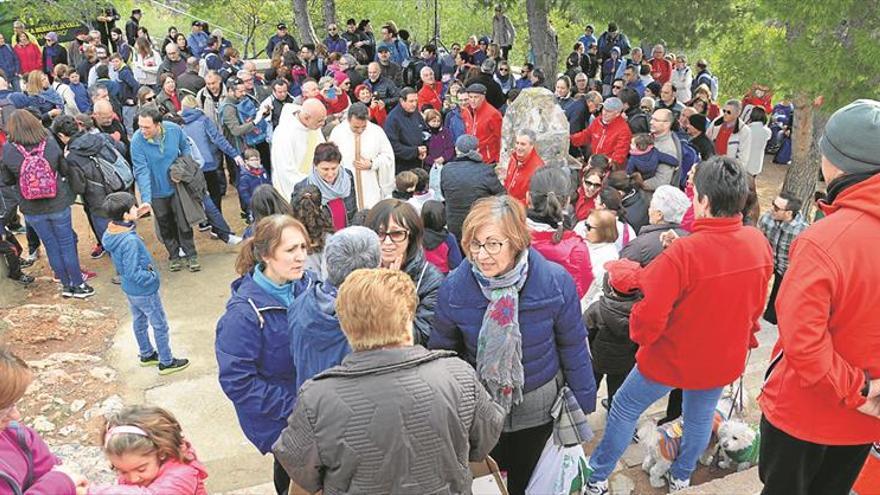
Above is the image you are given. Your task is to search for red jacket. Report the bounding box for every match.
[417,81,443,111]
[570,115,632,167]
[649,57,673,84]
[504,148,544,203]
[463,102,502,164]
[14,43,42,74]
[531,230,593,299]
[760,174,880,445]
[631,215,772,389]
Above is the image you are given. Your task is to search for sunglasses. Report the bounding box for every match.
[144,95,155,102]
[378,230,409,243]
[499,69,509,73]
[584,179,603,188]
[724,109,734,115]
[612,85,623,90]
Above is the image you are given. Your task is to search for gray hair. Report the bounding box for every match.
[725,99,742,115]
[322,226,381,287]
[186,56,199,71]
[650,185,691,224]
[516,129,537,144]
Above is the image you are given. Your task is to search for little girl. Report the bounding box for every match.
[421,200,462,274]
[87,405,208,494]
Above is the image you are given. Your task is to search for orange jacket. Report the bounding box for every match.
[504,147,543,203]
[570,115,632,167]
[760,174,880,445]
[463,102,502,164]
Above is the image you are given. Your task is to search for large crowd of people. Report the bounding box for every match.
[0,7,878,495]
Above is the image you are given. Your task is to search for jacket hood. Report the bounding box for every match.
[228,271,312,310]
[181,107,206,124]
[821,172,880,220]
[101,222,137,252]
[290,282,347,349]
[68,132,107,155]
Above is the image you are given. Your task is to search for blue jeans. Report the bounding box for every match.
[90,213,110,244]
[203,193,233,242]
[588,366,723,482]
[126,292,174,366]
[25,208,83,287]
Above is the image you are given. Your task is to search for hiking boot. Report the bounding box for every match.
[139,351,160,367]
[71,283,96,299]
[61,285,75,298]
[187,256,201,272]
[158,358,190,375]
[12,274,34,286]
[90,244,105,259]
[169,259,183,272]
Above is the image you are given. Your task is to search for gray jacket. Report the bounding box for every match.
[273,346,505,495]
[492,14,516,47]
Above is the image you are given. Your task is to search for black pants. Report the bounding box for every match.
[763,271,784,325]
[491,421,553,495]
[204,169,225,215]
[151,196,196,260]
[658,388,683,425]
[26,223,41,254]
[501,45,512,60]
[759,416,870,495]
[1,232,23,279]
[595,371,628,407]
[254,141,272,178]
[273,456,290,495]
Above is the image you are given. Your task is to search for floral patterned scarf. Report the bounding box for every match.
[473,250,530,413]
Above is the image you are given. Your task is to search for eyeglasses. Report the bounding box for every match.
[583,223,596,232]
[584,179,603,189]
[378,230,409,243]
[468,239,508,255]
[499,69,509,73]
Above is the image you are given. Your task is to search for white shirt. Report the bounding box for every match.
[585,241,619,307]
[271,104,325,200]
[329,120,395,208]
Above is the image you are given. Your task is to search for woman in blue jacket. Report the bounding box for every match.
[215,214,313,495]
[428,195,596,495]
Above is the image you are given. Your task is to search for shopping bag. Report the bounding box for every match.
[525,436,588,495]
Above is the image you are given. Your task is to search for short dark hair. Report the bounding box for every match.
[421,200,445,232]
[346,18,356,25]
[348,102,369,121]
[313,141,342,165]
[399,87,417,100]
[608,22,618,32]
[207,35,218,47]
[365,199,424,263]
[103,192,137,221]
[51,115,79,138]
[271,78,288,88]
[138,105,163,124]
[693,156,748,217]
[411,168,429,192]
[95,64,110,79]
[749,106,768,125]
[423,44,436,55]
[779,190,802,213]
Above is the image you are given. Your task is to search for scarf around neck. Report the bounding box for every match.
[472,249,529,413]
[307,167,351,206]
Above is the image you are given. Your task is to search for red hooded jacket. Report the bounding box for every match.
[531,230,593,299]
[417,81,443,111]
[630,215,772,389]
[463,101,502,164]
[570,114,632,167]
[760,174,880,445]
[504,147,544,203]
[649,57,673,84]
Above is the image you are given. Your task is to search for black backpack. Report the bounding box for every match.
[402,57,426,89]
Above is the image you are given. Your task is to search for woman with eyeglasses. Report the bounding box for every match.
[493,61,514,95]
[429,195,596,495]
[572,159,609,221]
[364,198,444,346]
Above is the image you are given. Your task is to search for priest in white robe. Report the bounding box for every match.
[329,103,396,208]
[271,99,327,200]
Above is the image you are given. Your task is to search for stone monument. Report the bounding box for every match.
[499,87,571,177]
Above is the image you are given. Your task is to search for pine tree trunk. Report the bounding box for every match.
[292,0,318,46]
[525,0,558,86]
[782,93,821,216]
[323,0,337,27]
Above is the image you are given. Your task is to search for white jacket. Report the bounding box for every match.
[51,81,78,116]
[271,104,326,200]
[706,117,752,168]
[329,120,395,208]
[670,66,693,103]
[132,49,161,86]
[743,122,772,176]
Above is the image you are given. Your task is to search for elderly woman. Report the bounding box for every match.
[293,142,356,231]
[364,199,443,345]
[275,268,504,494]
[215,214,314,494]
[621,185,691,265]
[288,226,381,390]
[429,196,596,495]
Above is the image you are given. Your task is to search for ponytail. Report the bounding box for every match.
[527,167,572,244]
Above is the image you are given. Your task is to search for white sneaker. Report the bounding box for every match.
[668,476,690,492]
[586,479,608,495]
[226,234,243,245]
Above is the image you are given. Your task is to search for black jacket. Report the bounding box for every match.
[1,138,74,216]
[367,75,399,108]
[585,275,641,375]
[125,17,139,46]
[64,133,125,217]
[402,249,444,346]
[383,104,427,173]
[470,73,505,110]
[439,153,505,240]
[620,189,650,235]
[690,133,715,161]
[620,222,689,267]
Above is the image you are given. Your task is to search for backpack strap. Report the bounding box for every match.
[11,422,34,490]
[0,472,23,495]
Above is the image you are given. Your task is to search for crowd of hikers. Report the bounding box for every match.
[0,6,878,495]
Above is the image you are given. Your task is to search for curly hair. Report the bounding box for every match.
[102,405,190,463]
[291,184,335,253]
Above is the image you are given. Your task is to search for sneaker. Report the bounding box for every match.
[111,275,122,285]
[158,358,190,375]
[12,274,35,286]
[187,256,201,272]
[61,285,75,298]
[139,351,160,367]
[18,257,35,268]
[586,479,608,495]
[667,476,690,493]
[169,259,183,272]
[90,244,105,259]
[81,270,97,282]
[71,283,95,299]
[226,234,243,245]
[198,222,211,232]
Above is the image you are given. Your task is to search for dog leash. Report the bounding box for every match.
[726,350,751,420]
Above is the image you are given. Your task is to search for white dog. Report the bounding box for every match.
[716,418,760,471]
[638,413,723,488]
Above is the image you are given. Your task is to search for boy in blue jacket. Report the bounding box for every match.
[237,148,270,222]
[101,192,190,375]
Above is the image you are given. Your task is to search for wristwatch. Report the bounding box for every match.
[861,370,871,398]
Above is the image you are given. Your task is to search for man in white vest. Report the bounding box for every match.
[329,103,395,208]
[271,99,327,199]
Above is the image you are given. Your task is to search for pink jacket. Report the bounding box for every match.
[0,424,76,495]
[530,230,594,299]
[87,444,208,495]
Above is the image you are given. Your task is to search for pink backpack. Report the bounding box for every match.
[15,141,57,200]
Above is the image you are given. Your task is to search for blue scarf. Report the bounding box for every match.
[253,264,294,306]
[472,250,529,413]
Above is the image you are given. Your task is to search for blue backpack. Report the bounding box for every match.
[233,98,268,146]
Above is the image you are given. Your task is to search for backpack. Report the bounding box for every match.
[16,141,57,201]
[0,422,33,495]
[90,141,134,192]
[402,57,426,89]
[235,97,268,146]
[693,72,719,101]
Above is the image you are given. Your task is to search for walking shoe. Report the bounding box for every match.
[226,234,243,245]
[61,286,75,298]
[585,479,608,495]
[18,257,35,268]
[71,283,96,299]
[90,244,105,259]
[667,475,690,492]
[187,256,201,272]
[111,275,122,285]
[158,358,190,375]
[197,222,211,232]
[11,274,35,286]
[139,351,160,367]
[81,270,97,282]
[169,259,183,272]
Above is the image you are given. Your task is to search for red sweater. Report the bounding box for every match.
[649,57,673,84]
[570,115,632,167]
[463,102,502,164]
[760,174,880,445]
[14,43,42,74]
[631,215,772,389]
[504,148,543,203]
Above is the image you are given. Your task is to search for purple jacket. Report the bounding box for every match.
[425,127,455,168]
[324,36,347,56]
[0,424,75,495]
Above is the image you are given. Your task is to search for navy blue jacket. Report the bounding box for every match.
[429,247,597,413]
[181,108,240,171]
[237,165,270,216]
[384,104,427,172]
[115,65,139,105]
[216,271,313,454]
[102,222,160,296]
[288,280,351,390]
[0,45,20,81]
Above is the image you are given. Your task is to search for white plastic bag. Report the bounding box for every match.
[525,436,588,495]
